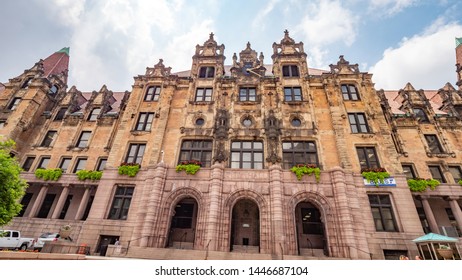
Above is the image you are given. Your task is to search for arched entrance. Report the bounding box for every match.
[230,199,260,253]
[167,197,198,249]
[295,201,327,256]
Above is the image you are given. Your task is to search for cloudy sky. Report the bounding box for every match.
[1,0,461,92]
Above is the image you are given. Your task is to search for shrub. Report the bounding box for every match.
[361,167,390,186]
[34,168,63,181]
[76,170,102,181]
[176,160,202,175]
[290,164,321,182]
[407,178,440,192]
[118,163,140,177]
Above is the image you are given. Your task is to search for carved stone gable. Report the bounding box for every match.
[145,59,172,77]
[329,55,359,74]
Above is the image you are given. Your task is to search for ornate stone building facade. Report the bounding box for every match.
[1,32,461,259]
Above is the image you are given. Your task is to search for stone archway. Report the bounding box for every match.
[230,199,260,253]
[167,197,198,249]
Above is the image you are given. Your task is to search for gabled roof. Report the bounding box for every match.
[412,233,459,243]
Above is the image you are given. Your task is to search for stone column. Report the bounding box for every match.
[51,185,70,219]
[447,196,462,234]
[205,162,224,251]
[420,196,439,233]
[331,167,362,259]
[269,164,285,256]
[140,163,167,247]
[75,186,91,220]
[27,185,48,218]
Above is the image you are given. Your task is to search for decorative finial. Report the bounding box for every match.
[284,29,289,36]
[247,41,251,49]
[209,32,214,40]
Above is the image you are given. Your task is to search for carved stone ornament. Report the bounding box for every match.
[213,141,228,163]
[214,109,229,140]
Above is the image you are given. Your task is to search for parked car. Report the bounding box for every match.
[0,230,35,250]
[33,232,60,251]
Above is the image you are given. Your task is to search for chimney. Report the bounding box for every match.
[456,37,462,89]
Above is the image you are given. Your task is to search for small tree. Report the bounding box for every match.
[0,139,28,226]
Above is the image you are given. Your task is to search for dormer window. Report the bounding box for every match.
[282,65,299,77]
[8,97,21,110]
[341,84,360,101]
[413,108,429,123]
[88,108,101,121]
[199,66,215,78]
[48,85,59,95]
[21,77,33,89]
[145,86,161,101]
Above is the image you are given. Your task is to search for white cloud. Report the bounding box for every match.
[293,0,359,68]
[48,0,86,27]
[368,0,417,16]
[370,20,462,90]
[251,0,281,30]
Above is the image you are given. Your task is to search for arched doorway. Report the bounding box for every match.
[167,197,198,249]
[295,201,327,256]
[230,199,260,253]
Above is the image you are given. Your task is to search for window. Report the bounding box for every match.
[54,107,67,121]
[108,186,134,220]
[179,140,212,167]
[230,141,263,169]
[59,195,73,219]
[449,166,462,182]
[88,108,101,121]
[199,66,215,78]
[171,203,194,228]
[8,97,21,110]
[242,117,252,127]
[73,158,87,173]
[41,131,57,147]
[81,195,94,221]
[282,65,299,77]
[76,131,91,148]
[416,207,430,234]
[445,208,462,237]
[401,164,416,179]
[125,143,146,165]
[425,134,444,154]
[144,86,161,101]
[239,87,256,101]
[37,194,56,218]
[135,113,154,131]
[195,118,205,126]
[301,207,323,234]
[96,158,107,171]
[21,77,32,89]
[195,88,213,102]
[413,108,429,123]
[368,194,398,232]
[0,120,5,129]
[348,113,369,133]
[49,85,58,95]
[17,193,33,217]
[284,87,302,101]
[59,157,72,173]
[291,118,302,127]
[383,250,409,260]
[37,157,50,169]
[428,165,446,183]
[356,147,380,170]
[341,84,360,100]
[282,141,318,169]
[22,156,36,172]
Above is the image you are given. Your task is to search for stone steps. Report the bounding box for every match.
[109,246,347,260]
